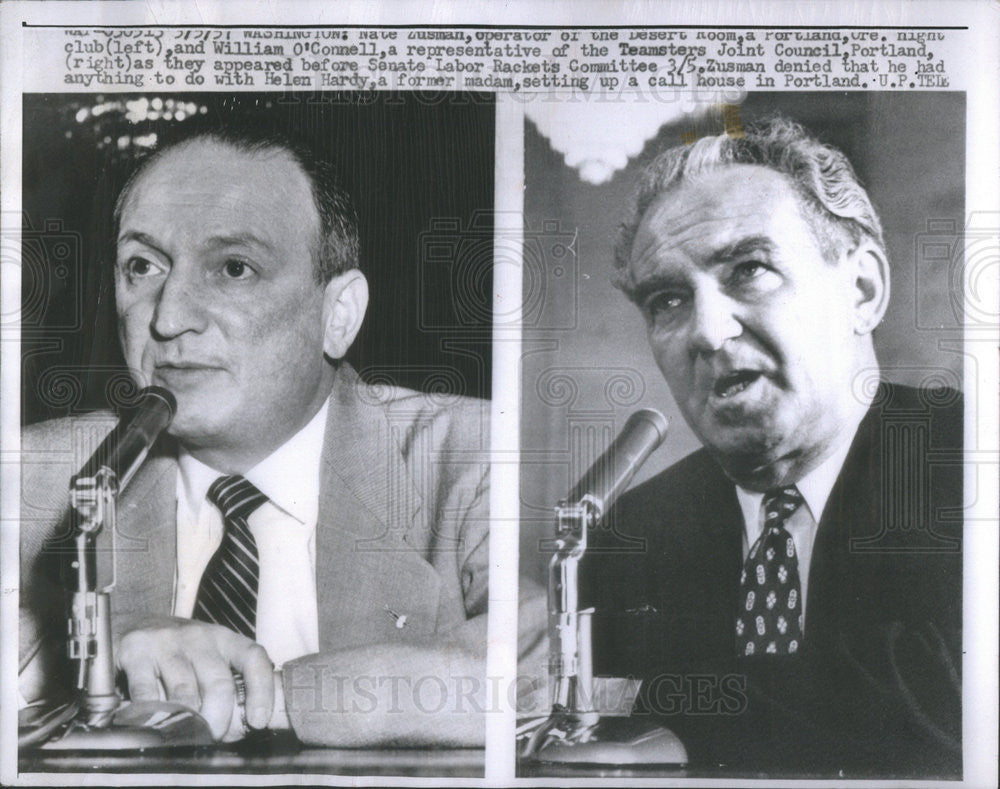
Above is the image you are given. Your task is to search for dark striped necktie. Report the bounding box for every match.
[192,475,268,639]
[736,486,805,658]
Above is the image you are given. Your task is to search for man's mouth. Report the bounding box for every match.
[154,360,218,371]
[712,370,763,399]
[152,362,221,386]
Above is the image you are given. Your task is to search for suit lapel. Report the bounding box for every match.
[685,457,743,664]
[314,366,442,650]
[805,385,888,652]
[644,453,742,669]
[110,440,178,626]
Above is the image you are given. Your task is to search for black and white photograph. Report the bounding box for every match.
[517,92,971,779]
[0,2,997,787]
[15,91,494,776]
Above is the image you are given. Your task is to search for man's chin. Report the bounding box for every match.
[163,401,233,450]
[166,421,221,449]
[695,401,781,448]
[699,427,789,487]
[706,393,779,428]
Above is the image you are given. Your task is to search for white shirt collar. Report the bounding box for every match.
[734,400,870,533]
[177,398,329,525]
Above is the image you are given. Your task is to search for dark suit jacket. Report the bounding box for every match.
[20,364,490,745]
[583,383,962,778]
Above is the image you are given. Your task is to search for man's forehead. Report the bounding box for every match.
[121,138,316,223]
[629,164,802,271]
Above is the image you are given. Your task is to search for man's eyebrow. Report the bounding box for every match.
[708,235,776,264]
[116,231,276,254]
[203,233,275,253]
[117,230,163,250]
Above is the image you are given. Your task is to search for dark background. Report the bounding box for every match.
[21,92,495,425]
[520,92,966,580]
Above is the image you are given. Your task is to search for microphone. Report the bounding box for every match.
[72,386,177,492]
[19,385,216,752]
[565,408,669,520]
[525,407,687,767]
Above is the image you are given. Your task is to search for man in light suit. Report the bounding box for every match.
[580,118,962,776]
[20,126,489,746]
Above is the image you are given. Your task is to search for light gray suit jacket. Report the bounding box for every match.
[20,364,490,745]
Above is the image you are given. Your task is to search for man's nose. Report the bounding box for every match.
[687,288,742,355]
[151,267,208,339]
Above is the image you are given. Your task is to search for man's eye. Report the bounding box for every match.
[732,261,765,279]
[222,259,252,279]
[123,256,161,278]
[645,291,687,322]
[729,261,782,292]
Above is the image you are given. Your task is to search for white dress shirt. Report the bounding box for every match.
[734,408,868,630]
[173,399,328,668]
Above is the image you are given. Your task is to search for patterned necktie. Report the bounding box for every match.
[193,475,268,639]
[736,486,805,658]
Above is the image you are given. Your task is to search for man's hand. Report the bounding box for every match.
[116,616,275,740]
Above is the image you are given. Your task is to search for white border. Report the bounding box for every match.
[487,93,524,786]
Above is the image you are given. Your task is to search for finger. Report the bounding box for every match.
[192,657,238,741]
[118,632,163,702]
[122,657,162,703]
[230,641,274,729]
[221,696,247,744]
[157,653,201,714]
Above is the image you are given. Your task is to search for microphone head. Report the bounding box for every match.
[564,407,670,513]
[136,386,177,419]
[626,408,669,445]
[72,386,177,492]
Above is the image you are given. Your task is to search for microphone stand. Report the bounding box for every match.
[521,410,687,768]
[20,389,214,751]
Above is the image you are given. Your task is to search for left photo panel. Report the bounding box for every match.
[17,92,494,777]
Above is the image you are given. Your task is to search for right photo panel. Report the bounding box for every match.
[517,92,965,780]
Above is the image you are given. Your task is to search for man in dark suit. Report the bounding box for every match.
[20,126,490,746]
[582,118,962,777]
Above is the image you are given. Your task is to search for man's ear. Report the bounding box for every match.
[321,270,369,360]
[847,241,890,335]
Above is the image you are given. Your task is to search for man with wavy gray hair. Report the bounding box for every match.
[584,117,962,776]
